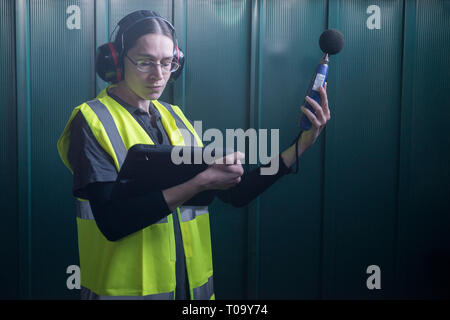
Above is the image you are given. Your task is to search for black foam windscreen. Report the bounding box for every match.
[319,29,344,55]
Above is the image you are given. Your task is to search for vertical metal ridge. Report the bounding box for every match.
[95,0,109,94]
[395,0,450,298]
[185,0,248,105]
[26,0,32,299]
[318,0,333,300]
[321,0,334,301]
[26,0,95,298]
[322,0,404,299]
[396,0,416,298]
[257,0,327,299]
[16,0,32,299]
[173,0,186,111]
[185,0,250,299]
[1,0,19,299]
[322,0,340,300]
[247,0,262,300]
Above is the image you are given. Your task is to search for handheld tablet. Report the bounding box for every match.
[116,144,235,205]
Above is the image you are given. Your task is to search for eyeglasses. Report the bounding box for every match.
[126,55,180,74]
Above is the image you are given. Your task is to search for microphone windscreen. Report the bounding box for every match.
[319,29,344,55]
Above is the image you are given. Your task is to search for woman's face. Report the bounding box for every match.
[123,33,174,101]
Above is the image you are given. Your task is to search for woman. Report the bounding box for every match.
[57,10,330,300]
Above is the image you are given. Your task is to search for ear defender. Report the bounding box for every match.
[95,10,185,84]
[96,42,123,83]
[168,45,184,83]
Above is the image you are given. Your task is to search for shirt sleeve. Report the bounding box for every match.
[183,116,293,207]
[68,111,118,199]
[86,181,172,242]
[215,153,292,207]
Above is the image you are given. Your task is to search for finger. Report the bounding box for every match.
[220,180,240,190]
[220,152,236,165]
[325,82,327,91]
[305,96,326,124]
[318,85,330,119]
[225,183,238,190]
[226,163,244,176]
[301,106,321,128]
[225,151,245,165]
[226,152,239,165]
[216,151,237,165]
[236,151,245,161]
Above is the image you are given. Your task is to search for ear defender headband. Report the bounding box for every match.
[96,10,185,84]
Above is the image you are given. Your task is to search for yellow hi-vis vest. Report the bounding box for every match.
[57,85,214,300]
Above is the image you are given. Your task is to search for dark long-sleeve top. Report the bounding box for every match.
[68,92,292,299]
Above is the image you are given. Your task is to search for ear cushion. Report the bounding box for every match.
[96,42,123,83]
[169,46,184,83]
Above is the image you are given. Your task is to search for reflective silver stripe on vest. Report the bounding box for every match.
[85,99,127,168]
[76,199,94,220]
[80,286,174,300]
[76,199,168,224]
[155,216,168,224]
[193,276,214,300]
[158,101,199,147]
[179,206,209,223]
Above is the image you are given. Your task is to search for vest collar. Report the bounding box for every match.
[100,85,162,121]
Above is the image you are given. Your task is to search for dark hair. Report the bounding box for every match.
[115,18,175,59]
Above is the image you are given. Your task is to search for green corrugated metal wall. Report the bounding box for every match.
[1,0,18,300]
[1,0,449,299]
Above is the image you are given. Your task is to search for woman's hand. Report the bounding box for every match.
[297,82,331,153]
[162,152,244,211]
[196,152,245,191]
[280,83,331,169]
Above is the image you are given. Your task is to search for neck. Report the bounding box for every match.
[111,81,150,113]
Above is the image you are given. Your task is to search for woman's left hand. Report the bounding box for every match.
[298,82,331,153]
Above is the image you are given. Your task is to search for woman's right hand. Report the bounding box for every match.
[196,151,245,191]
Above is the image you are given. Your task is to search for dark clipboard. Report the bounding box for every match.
[116,144,234,206]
